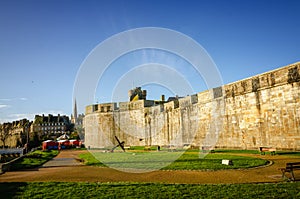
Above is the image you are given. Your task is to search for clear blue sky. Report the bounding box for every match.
[0,0,300,122]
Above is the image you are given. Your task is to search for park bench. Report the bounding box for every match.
[75,158,85,163]
[14,153,20,158]
[168,145,177,152]
[259,147,276,155]
[0,154,16,162]
[280,162,300,181]
[201,146,215,153]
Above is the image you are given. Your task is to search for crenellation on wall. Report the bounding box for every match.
[85,105,94,115]
[197,90,212,103]
[224,63,300,99]
[164,100,177,110]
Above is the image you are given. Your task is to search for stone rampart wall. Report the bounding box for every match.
[84,62,300,150]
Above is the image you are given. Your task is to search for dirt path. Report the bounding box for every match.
[41,150,82,167]
[0,150,299,184]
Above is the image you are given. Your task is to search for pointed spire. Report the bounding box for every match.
[73,98,78,124]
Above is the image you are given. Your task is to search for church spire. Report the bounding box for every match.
[73,98,78,124]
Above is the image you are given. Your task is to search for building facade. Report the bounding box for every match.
[0,119,31,148]
[32,114,71,138]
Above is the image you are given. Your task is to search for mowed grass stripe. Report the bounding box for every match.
[0,182,299,199]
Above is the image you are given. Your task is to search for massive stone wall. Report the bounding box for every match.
[84,62,300,150]
[219,62,300,150]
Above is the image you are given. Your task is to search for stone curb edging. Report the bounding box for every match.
[0,155,25,174]
[0,148,39,174]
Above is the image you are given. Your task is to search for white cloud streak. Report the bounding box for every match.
[0,104,10,109]
[0,97,28,101]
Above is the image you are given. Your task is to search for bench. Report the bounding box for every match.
[280,162,300,181]
[168,145,177,152]
[259,147,276,155]
[201,146,215,153]
[0,153,21,163]
[75,158,85,163]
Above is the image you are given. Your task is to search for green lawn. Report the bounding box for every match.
[276,151,300,156]
[79,150,268,171]
[164,152,268,170]
[10,150,59,170]
[0,182,299,199]
[213,149,261,154]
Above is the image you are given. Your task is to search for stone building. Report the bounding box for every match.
[0,119,31,148]
[84,62,300,150]
[71,99,85,126]
[71,99,78,125]
[32,114,71,139]
[71,99,84,127]
[71,99,85,141]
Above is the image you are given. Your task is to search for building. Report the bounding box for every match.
[0,114,73,148]
[0,119,31,148]
[32,114,71,139]
[84,62,300,150]
[71,99,78,125]
[71,99,85,141]
[71,99,84,126]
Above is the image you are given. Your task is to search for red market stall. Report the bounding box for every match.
[69,139,81,147]
[57,140,70,149]
[42,140,58,150]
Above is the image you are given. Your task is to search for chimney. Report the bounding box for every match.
[161,95,165,102]
[142,90,147,100]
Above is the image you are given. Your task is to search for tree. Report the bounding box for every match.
[0,123,11,149]
[29,132,40,148]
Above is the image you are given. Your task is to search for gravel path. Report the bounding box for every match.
[0,150,299,184]
[41,151,82,167]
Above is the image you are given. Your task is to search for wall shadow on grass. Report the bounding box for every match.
[0,182,27,198]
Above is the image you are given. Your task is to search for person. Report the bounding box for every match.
[23,143,28,154]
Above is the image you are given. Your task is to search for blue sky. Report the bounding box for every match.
[0,0,300,122]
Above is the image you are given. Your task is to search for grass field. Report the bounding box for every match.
[10,150,59,170]
[0,181,299,199]
[79,150,269,171]
[2,149,300,198]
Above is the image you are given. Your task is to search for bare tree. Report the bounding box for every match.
[0,123,11,149]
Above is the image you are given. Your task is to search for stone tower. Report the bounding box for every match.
[128,87,147,101]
